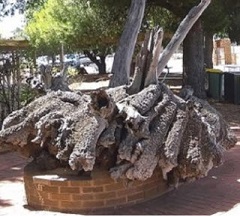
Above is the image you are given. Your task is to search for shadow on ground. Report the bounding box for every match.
[0,152,26,182]
[0,199,12,208]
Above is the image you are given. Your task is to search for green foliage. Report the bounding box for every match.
[25,0,176,56]
[0,0,46,17]
[3,0,240,48]
[25,0,63,55]
[25,0,129,55]
[145,5,179,30]
[25,0,240,57]
[202,0,229,34]
[19,84,36,106]
[222,0,240,44]
[25,0,47,20]
[149,0,240,43]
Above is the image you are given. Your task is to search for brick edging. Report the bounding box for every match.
[24,164,168,213]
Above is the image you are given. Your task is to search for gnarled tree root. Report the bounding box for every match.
[0,84,236,186]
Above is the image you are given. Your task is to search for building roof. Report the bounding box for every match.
[0,39,30,51]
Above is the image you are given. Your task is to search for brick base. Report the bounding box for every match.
[24,163,168,213]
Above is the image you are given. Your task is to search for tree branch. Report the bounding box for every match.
[109,0,147,87]
[156,0,211,78]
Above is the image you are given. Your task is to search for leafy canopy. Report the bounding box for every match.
[25,0,130,54]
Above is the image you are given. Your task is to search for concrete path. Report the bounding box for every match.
[0,129,240,216]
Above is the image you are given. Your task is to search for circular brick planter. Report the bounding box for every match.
[24,163,168,213]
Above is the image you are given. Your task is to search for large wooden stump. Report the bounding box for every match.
[0,83,236,187]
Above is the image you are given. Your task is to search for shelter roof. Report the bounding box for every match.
[0,39,30,51]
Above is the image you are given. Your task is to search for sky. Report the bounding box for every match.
[0,13,25,38]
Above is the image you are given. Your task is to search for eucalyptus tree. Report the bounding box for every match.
[148,0,240,98]
[202,0,229,68]
[25,0,130,73]
[25,0,179,75]
[221,0,240,45]
[3,0,238,91]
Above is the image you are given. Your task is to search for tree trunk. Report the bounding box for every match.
[84,51,106,74]
[128,28,163,95]
[204,31,214,68]
[109,0,147,87]
[183,19,206,99]
[129,0,211,94]
[51,54,56,66]
[60,43,65,70]
[26,64,71,96]
[156,0,212,78]
[98,55,106,74]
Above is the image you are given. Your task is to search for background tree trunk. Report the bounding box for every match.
[156,0,211,79]
[109,0,147,88]
[84,51,107,74]
[183,19,206,99]
[98,55,106,74]
[60,43,65,70]
[128,28,163,94]
[204,31,214,68]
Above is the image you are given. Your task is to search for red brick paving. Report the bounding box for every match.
[0,128,240,216]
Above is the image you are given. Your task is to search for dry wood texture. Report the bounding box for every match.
[0,83,236,186]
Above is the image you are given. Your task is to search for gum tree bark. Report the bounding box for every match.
[148,0,212,99]
[129,0,211,95]
[109,0,147,87]
[156,0,211,79]
[26,64,71,95]
[183,19,206,99]
[204,31,214,68]
[128,28,164,94]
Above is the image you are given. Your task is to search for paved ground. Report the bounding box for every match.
[0,128,240,216]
